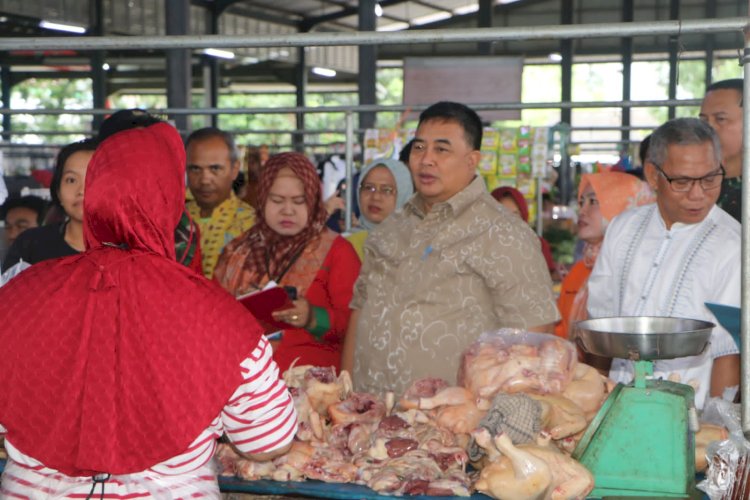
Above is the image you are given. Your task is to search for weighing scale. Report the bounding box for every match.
[571,316,714,499]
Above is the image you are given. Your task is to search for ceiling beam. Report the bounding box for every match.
[300,0,409,30]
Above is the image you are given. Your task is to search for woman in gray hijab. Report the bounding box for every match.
[346,158,413,260]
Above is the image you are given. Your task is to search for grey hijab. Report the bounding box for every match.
[356,158,414,231]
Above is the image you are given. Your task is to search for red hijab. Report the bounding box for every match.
[226,152,327,287]
[491,186,530,222]
[0,123,264,476]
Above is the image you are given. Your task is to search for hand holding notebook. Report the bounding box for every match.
[238,282,295,336]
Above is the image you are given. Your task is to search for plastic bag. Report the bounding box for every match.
[457,329,577,401]
[698,398,750,499]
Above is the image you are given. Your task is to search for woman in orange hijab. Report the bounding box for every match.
[555,171,654,339]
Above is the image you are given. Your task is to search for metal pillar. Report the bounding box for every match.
[478,0,494,55]
[294,39,307,152]
[559,0,573,205]
[667,0,680,120]
[89,0,106,132]
[704,0,717,86]
[1,66,10,142]
[621,0,633,152]
[204,5,220,128]
[358,0,377,131]
[740,31,750,439]
[165,0,191,134]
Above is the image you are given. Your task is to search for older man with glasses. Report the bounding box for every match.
[587,117,740,409]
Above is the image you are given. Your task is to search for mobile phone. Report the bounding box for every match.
[283,286,298,301]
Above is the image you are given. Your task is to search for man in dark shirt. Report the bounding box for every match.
[700,78,743,222]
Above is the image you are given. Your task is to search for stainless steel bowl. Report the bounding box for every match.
[574,316,714,360]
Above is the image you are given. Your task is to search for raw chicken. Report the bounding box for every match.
[561,363,608,421]
[399,379,487,437]
[527,393,588,440]
[695,423,729,472]
[473,429,594,500]
[283,364,352,416]
[328,392,386,426]
[459,331,578,406]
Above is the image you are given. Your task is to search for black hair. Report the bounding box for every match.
[185,127,240,163]
[706,79,743,106]
[638,134,651,167]
[1,195,48,225]
[399,139,414,163]
[98,108,163,142]
[417,101,483,150]
[50,138,99,209]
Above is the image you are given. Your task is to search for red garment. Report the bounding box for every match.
[554,260,592,338]
[0,123,263,477]
[491,186,556,272]
[273,235,361,373]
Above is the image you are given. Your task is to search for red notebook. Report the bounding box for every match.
[238,287,295,336]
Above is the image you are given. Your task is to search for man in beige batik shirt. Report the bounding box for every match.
[341,101,559,396]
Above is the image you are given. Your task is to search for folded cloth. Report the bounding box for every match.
[468,393,542,462]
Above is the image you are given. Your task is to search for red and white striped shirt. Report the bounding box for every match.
[0,337,296,499]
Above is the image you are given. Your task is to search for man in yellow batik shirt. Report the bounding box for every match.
[186,127,255,278]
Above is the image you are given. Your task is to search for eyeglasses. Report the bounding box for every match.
[654,165,725,192]
[360,183,396,196]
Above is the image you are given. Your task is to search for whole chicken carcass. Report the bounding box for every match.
[561,363,607,422]
[473,429,594,500]
[526,393,588,441]
[473,429,552,500]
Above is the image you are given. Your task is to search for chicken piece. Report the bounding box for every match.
[473,429,552,500]
[473,429,594,500]
[399,377,450,410]
[527,393,587,440]
[328,392,386,426]
[695,423,729,472]
[235,458,276,480]
[435,398,486,436]
[562,363,607,421]
[538,339,577,394]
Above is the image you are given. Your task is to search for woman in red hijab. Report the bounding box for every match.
[0,123,296,498]
[214,152,361,374]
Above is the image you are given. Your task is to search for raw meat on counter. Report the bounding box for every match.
[473,428,594,500]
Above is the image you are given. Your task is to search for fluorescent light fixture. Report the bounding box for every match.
[242,56,259,64]
[453,4,479,15]
[203,48,235,59]
[312,66,336,78]
[411,11,452,26]
[548,52,563,62]
[377,21,410,31]
[102,63,110,70]
[375,3,383,16]
[39,20,86,34]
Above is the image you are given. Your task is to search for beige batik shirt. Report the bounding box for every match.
[351,176,559,396]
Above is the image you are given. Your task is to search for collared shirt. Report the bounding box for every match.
[187,193,255,278]
[718,176,742,223]
[351,176,559,396]
[588,204,740,408]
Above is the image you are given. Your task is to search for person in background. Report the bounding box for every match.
[342,101,559,396]
[186,127,255,278]
[98,108,203,275]
[259,143,270,166]
[346,158,413,260]
[2,139,97,272]
[554,171,654,341]
[242,145,263,209]
[490,186,556,278]
[0,122,296,498]
[588,118,739,408]
[700,78,743,223]
[214,152,361,374]
[1,195,48,248]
